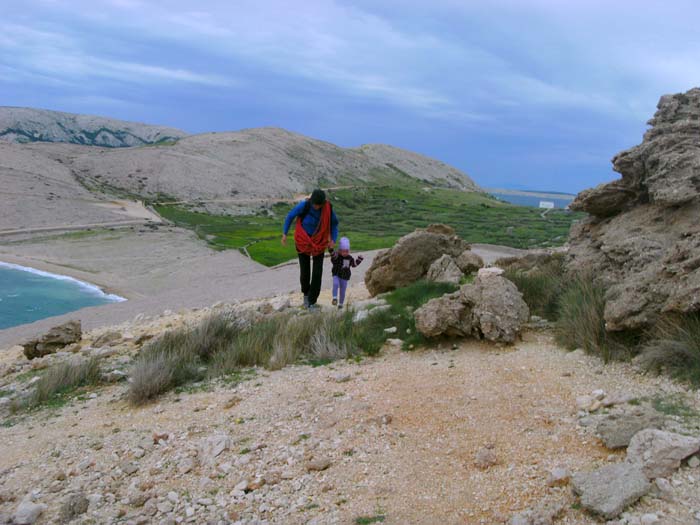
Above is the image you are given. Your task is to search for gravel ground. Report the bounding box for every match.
[1,293,699,524]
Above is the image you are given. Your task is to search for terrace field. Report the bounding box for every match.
[155,177,583,266]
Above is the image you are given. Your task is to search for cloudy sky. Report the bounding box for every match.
[3,0,699,192]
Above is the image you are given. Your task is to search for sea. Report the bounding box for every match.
[488,192,575,209]
[0,262,125,330]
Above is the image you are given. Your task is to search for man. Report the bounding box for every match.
[282,189,338,309]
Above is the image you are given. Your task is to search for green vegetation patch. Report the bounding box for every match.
[128,280,455,404]
[155,173,583,266]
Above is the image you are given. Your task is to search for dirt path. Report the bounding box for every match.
[1,322,697,524]
[0,200,162,237]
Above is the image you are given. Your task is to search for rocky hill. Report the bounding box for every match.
[568,87,700,331]
[69,127,479,204]
[0,107,187,148]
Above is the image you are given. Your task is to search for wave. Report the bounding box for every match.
[0,261,126,302]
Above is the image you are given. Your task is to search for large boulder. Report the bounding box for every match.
[426,254,463,284]
[414,269,529,343]
[22,320,82,360]
[568,88,700,331]
[455,250,484,274]
[626,429,700,479]
[364,224,469,296]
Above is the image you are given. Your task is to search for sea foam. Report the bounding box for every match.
[0,261,126,302]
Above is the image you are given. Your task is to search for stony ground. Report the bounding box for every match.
[1,289,699,525]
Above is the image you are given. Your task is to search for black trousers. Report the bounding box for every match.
[298,252,325,305]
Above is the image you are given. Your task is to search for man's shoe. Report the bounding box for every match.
[308,304,321,312]
[332,298,338,306]
[303,295,310,308]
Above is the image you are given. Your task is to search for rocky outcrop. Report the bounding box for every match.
[568,88,700,331]
[0,106,187,147]
[22,320,82,360]
[414,268,529,343]
[426,254,463,284]
[364,225,470,295]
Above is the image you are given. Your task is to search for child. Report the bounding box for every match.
[329,237,363,309]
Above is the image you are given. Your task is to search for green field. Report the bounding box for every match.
[155,176,583,267]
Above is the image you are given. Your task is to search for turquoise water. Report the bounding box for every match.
[0,263,124,330]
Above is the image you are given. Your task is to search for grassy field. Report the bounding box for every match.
[155,175,583,266]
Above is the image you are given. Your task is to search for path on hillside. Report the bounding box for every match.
[0,200,162,237]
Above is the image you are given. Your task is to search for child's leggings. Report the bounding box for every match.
[332,276,349,304]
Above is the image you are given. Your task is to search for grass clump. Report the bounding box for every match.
[503,254,566,320]
[638,313,700,386]
[27,358,101,409]
[129,280,456,404]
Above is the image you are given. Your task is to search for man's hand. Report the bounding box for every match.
[281,234,287,246]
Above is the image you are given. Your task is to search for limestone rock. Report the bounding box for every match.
[455,250,484,274]
[59,492,89,523]
[198,434,231,465]
[568,88,700,331]
[596,407,665,449]
[364,225,470,295]
[571,462,651,519]
[414,273,528,343]
[509,499,565,525]
[22,320,82,359]
[426,254,463,284]
[474,446,498,469]
[626,429,700,479]
[13,501,46,525]
[306,458,332,472]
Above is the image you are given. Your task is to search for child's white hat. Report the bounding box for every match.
[339,237,350,250]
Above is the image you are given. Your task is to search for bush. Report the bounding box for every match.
[638,313,700,386]
[504,254,566,320]
[28,357,101,408]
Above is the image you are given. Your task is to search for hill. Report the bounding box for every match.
[69,127,479,206]
[0,107,187,147]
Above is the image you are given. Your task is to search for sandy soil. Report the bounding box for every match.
[0,223,520,350]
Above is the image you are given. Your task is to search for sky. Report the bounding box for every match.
[2,1,700,193]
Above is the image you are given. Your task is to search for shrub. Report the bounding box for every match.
[638,313,700,386]
[28,357,101,408]
[504,254,566,320]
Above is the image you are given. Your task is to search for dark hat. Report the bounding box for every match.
[310,189,326,205]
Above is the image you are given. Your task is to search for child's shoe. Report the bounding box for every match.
[332,298,338,306]
[338,303,344,310]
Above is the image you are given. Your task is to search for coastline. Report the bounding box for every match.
[0,260,126,303]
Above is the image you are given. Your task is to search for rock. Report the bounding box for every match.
[198,434,231,465]
[22,320,82,359]
[509,499,565,525]
[474,446,498,469]
[576,395,596,411]
[414,272,529,343]
[364,224,470,295]
[426,254,463,284]
[13,501,46,525]
[596,407,665,449]
[383,326,397,334]
[332,373,351,383]
[120,461,139,476]
[306,458,332,472]
[455,250,484,274]
[59,492,89,522]
[93,330,123,347]
[546,466,570,487]
[640,513,660,525]
[571,462,650,519]
[568,88,700,331]
[626,429,700,479]
[688,455,700,468]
